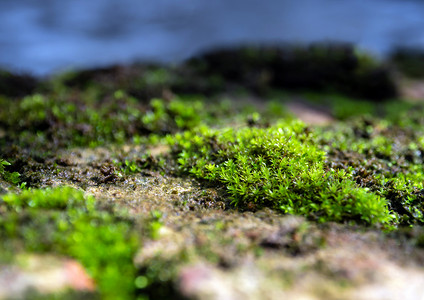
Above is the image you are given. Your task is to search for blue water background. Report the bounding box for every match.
[1,0,424,75]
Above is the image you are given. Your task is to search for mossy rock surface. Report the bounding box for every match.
[1,46,424,299]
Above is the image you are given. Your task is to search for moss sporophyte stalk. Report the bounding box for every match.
[168,120,395,226]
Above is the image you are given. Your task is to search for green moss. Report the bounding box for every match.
[167,120,393,226]
[2,186,90,209]
[0,90,205,149]
[304,93,377,120]
[383,101,424,129]
[143,68,172,86]
[0,187,140,299]
[390,49,424,78]
[0,158,20,186]
[315,112,424,226]
[142,97,205,132]
[6,50,424,298]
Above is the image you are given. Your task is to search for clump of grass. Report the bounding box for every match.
[168,120,394,226]
[0,187,140,300]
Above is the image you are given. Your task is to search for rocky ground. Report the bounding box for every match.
[1,45,424,300]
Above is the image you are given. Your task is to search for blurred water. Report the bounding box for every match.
[1,0,424,75]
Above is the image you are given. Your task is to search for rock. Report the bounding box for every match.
[0,254,95,299]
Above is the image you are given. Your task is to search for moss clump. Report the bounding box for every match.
[141,97,205,132]
[390,48,424,78]
[0,187,140,299]
[168,120,393,226]
[0,90,209,150]
[315,114,424,227]
[0,158,20,185]
[188,44,397,100]
[0,69,38,97]
[303,93,377,120]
